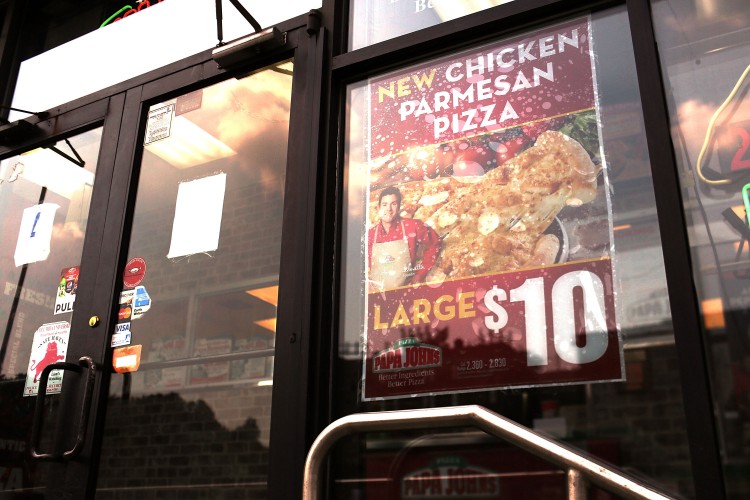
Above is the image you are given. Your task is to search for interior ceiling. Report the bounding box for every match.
[38,0,118,16]
[20,0,133,58]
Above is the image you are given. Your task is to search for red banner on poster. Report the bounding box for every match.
[369,19,594,153]
[362,16,623,400]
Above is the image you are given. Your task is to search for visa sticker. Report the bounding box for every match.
[114,322,131,334]
[112,323,132,347]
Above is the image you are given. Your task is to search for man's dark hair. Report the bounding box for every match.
[379,186,402,206]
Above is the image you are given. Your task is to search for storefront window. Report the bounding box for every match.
[349,0,514,51]
[651,0,750,497]
[338,6,694,497]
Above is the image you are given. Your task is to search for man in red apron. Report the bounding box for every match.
[368,186,441,290]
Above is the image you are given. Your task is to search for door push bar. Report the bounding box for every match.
[30,356,97,461]
[303,405,677,500]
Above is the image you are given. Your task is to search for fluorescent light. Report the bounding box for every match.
[254,318,277,333]
[701,298,725,330]
[246,285,279,306]
[145,115,236,169]
[17,148,94,199]
[257,379,273,387]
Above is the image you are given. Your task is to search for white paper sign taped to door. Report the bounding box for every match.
[14,203,60,267]
[167,173,226,259]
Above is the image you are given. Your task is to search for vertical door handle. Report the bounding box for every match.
[30,356,98,461]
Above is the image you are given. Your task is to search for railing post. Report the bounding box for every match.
[567,468,587,500]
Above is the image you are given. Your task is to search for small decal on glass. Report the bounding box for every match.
[144,104,175,145]
[132,285,151,319]
[113,345,142,373]
[54,266,79,315]
[175,90,203,116]
[123,257,146,289]
[112,322,132,347]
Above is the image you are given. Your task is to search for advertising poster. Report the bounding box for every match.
[190,337,232,385]
[362,17,622,400]
[23,321,70,396]
[144,336,187,389]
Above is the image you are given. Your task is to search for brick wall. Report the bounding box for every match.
[97,385,273,499]
[560,345,693,495]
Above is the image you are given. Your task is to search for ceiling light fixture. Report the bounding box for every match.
[254,318,277,333]
[245,285,278,306]
[10,148,94,200]
[145,115,236,169]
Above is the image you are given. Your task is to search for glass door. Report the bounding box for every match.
[95,62,294,499]
[0,126,108,496]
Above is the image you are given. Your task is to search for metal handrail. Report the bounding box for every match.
[302,405,676,500]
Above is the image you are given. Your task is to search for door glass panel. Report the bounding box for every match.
[349,0,516,51]
[650,0,750,497]
[95,61,292,499]
[339,7,693,497]
[0,129,102,495]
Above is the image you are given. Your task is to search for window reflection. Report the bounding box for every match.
[652,0,750,496]
[349,0,515,50]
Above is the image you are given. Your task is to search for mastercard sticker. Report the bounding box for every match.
[118,305,132,322]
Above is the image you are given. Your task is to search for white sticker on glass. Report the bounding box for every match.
[167,173,226,259]
[23,321,70,397]
[14,203,60,267]
[115,354,137,368]
[144,103,175,145]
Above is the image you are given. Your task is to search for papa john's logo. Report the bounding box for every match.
[402,456,500,498]
[373,338,442,373]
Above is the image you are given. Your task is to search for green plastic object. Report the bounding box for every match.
[743,183,750,228]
